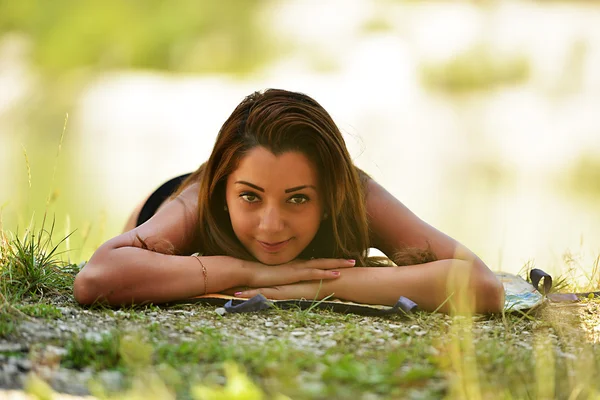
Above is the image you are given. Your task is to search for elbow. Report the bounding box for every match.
[73,265,106,306]
[448,260,505,314]
[73,269,95,305]
[474,273,505,314]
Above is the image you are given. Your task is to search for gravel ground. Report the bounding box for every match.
[2,296,599,399]
[0,296,434,398]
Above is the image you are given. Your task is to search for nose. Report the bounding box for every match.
[258,205,284,234]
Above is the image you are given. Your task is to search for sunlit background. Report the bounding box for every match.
[1,0,600,280]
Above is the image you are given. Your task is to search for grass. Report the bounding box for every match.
[2,214,600,399]
[62,331,121,371]
[2,146,600,399]
[0,216,78,303]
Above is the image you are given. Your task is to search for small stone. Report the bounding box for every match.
[316,331,333,336]
[45,345,68,357]
[84,332,104,343]
[57,306,76,317]
[265,321,274,327]
[3,361,18,376]
[215,308,227,316]
[557,351,577,360]
[0,343,27,353]
[183,326,194,334]
[388,324,401,329]
[98,370,124,392]
[291,331,306,336]
[16,358,32,372]
[114,310,130,318]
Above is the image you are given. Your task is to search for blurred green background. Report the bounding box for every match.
[1,0,599,278]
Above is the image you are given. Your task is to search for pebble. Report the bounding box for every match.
[97,370,124,392]
[0,343,27,353]
[84,332,104,343]
[215,307,227,316]
[15,359,32,372]
[57,307,77,317]
[316,330,333,336]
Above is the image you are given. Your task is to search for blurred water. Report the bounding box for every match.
[1,1,600,278]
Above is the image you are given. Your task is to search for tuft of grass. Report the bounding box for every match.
[0,216,78,302]
[62,331,121,371]
[16,303,63,319]
[0,305,19,337]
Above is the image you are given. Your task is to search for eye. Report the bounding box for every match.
[288,194,309,205]
[240,192,260,203]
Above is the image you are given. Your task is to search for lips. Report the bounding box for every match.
[258,239,291,253]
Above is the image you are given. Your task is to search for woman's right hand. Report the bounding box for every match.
[242,258,356,288]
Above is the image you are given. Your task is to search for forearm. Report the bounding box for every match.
[325,259,504,313]
[74,246,247,306]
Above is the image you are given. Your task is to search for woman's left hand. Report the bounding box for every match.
[232,280,335,301]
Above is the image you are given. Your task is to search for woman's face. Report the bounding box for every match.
[225,146,324,265]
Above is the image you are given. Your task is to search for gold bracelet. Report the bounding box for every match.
[192,255,208,295]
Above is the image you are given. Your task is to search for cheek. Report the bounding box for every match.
[296,208,322,232]
[228,208,255,237]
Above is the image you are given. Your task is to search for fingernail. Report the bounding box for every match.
[234,292,243,297]
[347,259,356,265]
[332,271,340,276]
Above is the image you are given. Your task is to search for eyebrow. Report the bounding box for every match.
[235,181,317,193]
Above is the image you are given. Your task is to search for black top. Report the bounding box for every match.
[136,173,192,227]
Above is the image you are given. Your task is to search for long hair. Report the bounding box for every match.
[172,89,436,266]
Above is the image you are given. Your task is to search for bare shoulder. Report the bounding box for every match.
[103,182,201,256]
[365,178,466,261]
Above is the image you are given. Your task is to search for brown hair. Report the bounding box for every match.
[172,89,436,266]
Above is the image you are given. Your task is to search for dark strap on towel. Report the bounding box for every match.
[223,294,418,316]
[530,268,552,295]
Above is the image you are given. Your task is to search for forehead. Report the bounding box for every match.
[228,147,318,189]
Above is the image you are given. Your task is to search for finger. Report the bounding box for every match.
[222,287,246,296]
[302,258,356,269]
[299,269,342,281]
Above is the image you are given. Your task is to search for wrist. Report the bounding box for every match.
[323,269,348,300]
[319,277,339,300]
[236,257,253,287]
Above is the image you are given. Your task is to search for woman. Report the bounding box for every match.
[73,89,504,313]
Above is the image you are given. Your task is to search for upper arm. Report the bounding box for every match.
[365,179,477,262]
[100,182,200,256]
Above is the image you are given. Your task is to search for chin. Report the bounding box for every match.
[254,252,297,266]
